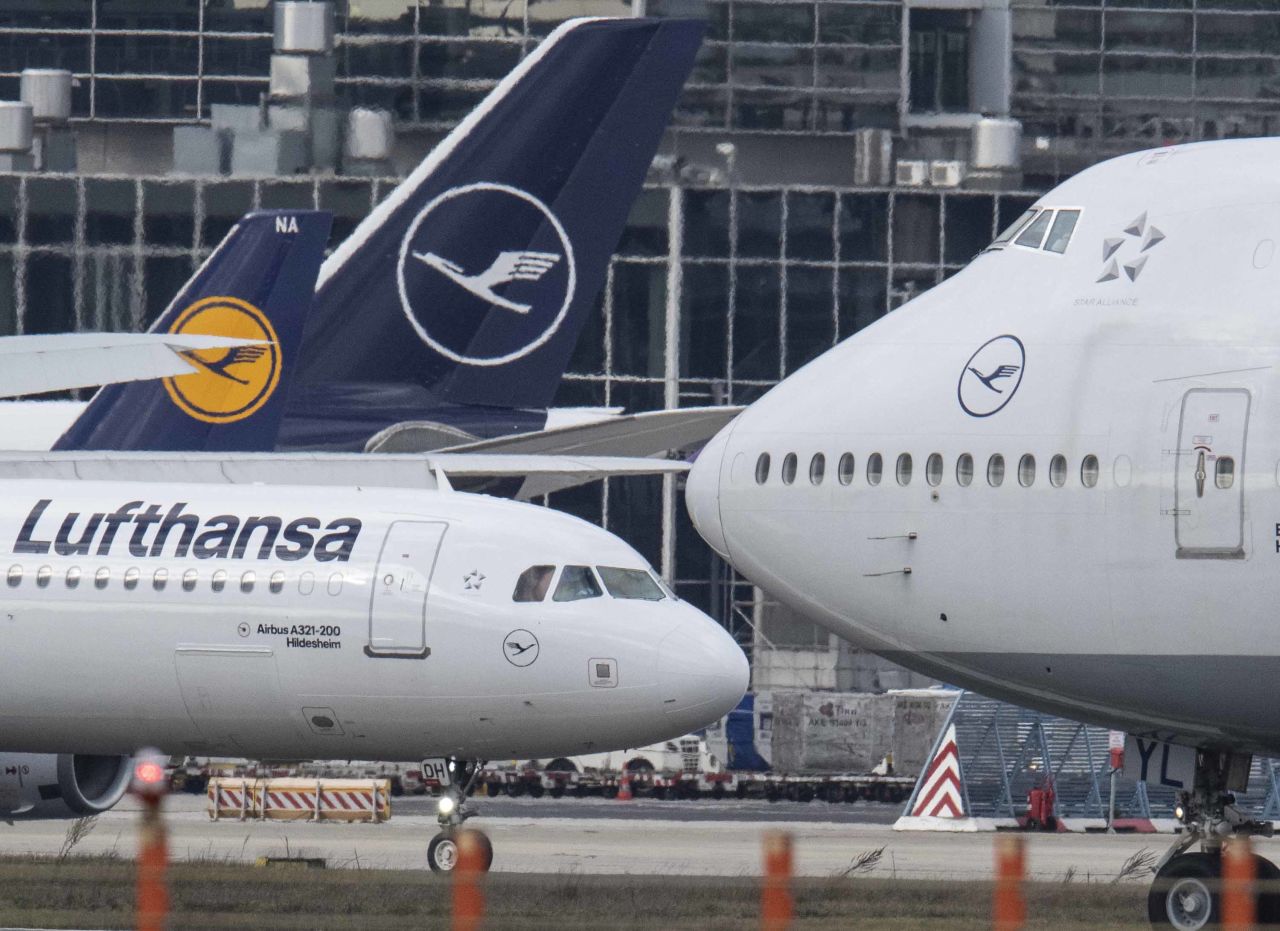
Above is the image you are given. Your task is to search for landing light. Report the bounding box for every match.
[1174,803,1187,821]
[438,795,456,816]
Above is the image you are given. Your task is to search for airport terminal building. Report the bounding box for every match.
[0,0,1272,690]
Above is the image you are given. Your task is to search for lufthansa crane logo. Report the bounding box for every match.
[503,628,540,667]
[163,296,280,424]
[957,335,1025,418]
[396,182,577,367]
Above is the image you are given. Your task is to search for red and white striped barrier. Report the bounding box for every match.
[208,778,391,823]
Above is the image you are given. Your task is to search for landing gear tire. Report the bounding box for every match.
[427,833,459,873]
[426,829,493,873]
[1149,853,1219,929]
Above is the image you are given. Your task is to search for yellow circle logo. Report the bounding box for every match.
[163,296,281,424]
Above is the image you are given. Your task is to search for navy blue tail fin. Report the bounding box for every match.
[299,17,704,411]
[54,210,333,451]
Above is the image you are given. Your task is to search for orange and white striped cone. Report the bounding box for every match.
[617,774,633,801]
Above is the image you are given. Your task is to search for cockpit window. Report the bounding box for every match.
[597,567,665,601]
[553,565,602,602]
[513,565,555,603]
[1043,209,1081,254]
[1014,210,1053,249]
[991,209,1038,247]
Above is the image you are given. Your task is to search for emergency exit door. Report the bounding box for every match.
[1175,388,1249,559]
[367,521,447,657]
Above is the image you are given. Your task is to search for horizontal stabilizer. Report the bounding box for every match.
[368,406,743,458]
[0,451,686,501]
[0,333,263,399]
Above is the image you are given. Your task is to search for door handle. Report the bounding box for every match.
[1195,450,1206,498]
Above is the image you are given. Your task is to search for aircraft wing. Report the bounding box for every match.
[0,332,264,398]
[368,406,744,458]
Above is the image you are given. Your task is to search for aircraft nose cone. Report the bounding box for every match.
[657,610,749,731]
[686,423,732,560]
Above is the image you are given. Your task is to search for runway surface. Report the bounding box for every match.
[0,794,1252,880]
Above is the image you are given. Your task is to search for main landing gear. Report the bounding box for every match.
[1149,750,1278,928]
[427,759,494,873]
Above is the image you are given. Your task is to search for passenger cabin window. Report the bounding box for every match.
[553,565,602,602]
[755,453,771,485]
[124,568,140,590]
[926,453,943,487]
[1043,210,1081,254]
[987,454,1005,487]
[1018,454,1036,487]
[896,453,913,486]
[298,571,314,596]
[781,453,797,485]
[956,454,974,487]
[1081,454,1100,488]
[597,567,665,602]
[36,566,51,588]
[241,571,256,593]
[153,569,167,591]
[6,565,19,588]
[270,571,285,594]
[66,567,81,589]
[94,568,109,590]
[211,570,227,593]
[809,453,825,485]
[1014,210,1053,249]
[1049,455,1068,488]
[513,565,555,603]
[837,453,855,485]
[1215,457,1235,490]
[867,453,883,486]
[182,569,198,592]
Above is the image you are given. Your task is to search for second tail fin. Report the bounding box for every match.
[54,210,333,452]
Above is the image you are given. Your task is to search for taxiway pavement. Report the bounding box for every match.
[0,794,1248,880]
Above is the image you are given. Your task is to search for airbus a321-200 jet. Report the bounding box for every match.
[0,208,748,873]
[687,137,1280,925]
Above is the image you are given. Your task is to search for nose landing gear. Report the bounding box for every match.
[1149,750,1278,928]
[427,759,494,874]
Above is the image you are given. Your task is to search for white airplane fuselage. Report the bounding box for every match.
[0,479,745,762]
[688,138,1280,756]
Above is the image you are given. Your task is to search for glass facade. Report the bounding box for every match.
[0,0,1278,647]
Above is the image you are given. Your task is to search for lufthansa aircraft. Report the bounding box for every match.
[687,138,1280,925]
[0,206,747,874]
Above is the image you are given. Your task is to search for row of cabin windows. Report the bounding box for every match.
[755,452,1108,490]
[4,566,347,596]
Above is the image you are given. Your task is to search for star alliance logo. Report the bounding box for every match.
[958,335,1025,418]
[396,183,577,367]
[1097,211,1165,284]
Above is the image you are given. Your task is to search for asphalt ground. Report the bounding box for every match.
[390,793,904,823]
[0,793,1246,882]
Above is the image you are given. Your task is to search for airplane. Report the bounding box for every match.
[2,17,739,465]
[0,476,747,872]
[685,136,1280,925]
[0,207,743,876]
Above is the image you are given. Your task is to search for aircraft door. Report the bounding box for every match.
[367,520,447,657]
[1175,388,1249,559]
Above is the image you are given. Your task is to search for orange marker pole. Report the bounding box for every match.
[761,830,794,931]
[993,834,1026,931]
[452,831,485,931]
[131,750,170,931]
[1222,839,1256,930]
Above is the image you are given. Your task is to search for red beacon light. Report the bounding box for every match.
[130,749,170,799]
